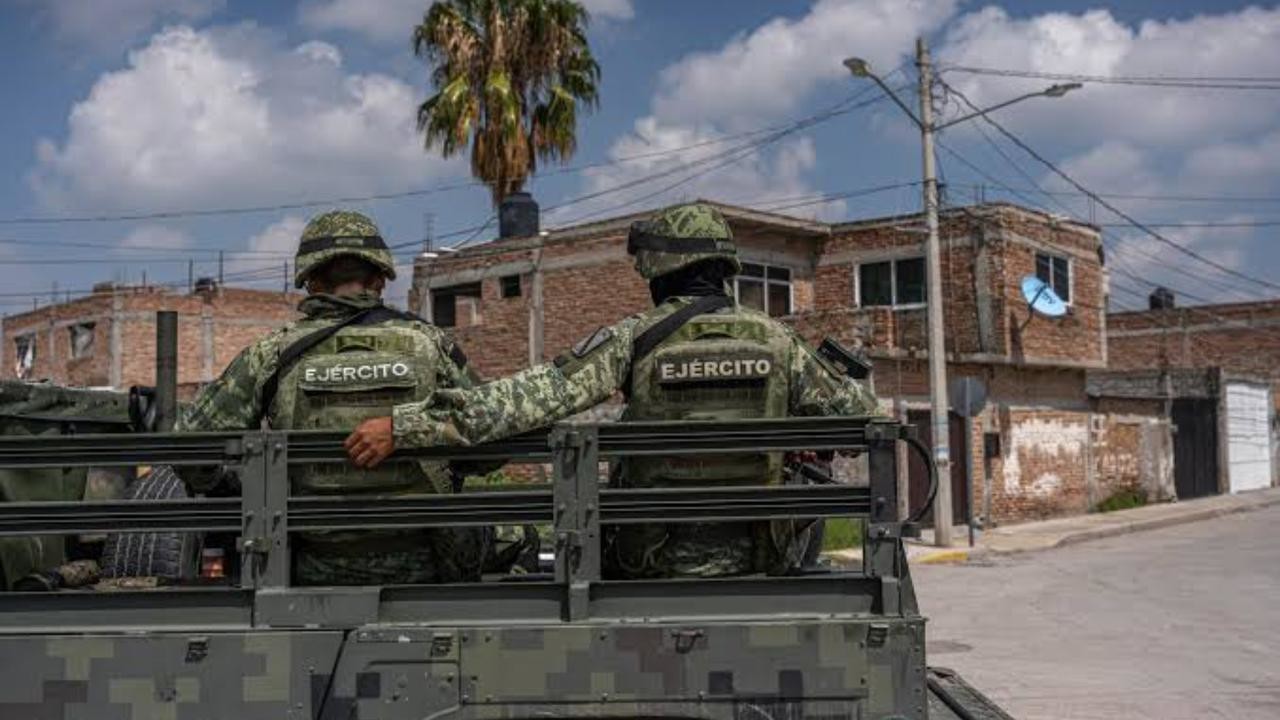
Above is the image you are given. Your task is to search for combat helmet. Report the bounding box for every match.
[627,202,742,280]
[293,210,397,288]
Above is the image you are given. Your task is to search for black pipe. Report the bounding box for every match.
[155,311,178,432]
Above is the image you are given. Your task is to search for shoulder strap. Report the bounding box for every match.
[624,294,732,396]
[258,305,410,416]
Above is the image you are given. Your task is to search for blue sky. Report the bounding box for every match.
[0,0,1277,313]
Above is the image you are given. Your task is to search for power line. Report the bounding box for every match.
[0,83,903,228]
[949,184,1280,205]
[937,137,1264,302]
[936,78,1280,294]
[940,65,1280,90]
[547,84,903,227]
[1098,220,1280,229]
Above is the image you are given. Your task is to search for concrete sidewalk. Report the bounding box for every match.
[970,485,1280,557]
[826,486,1280,566]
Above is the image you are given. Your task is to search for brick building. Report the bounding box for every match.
[1108,297,1280,407]
[1,283,302,396]
[1104,296,1280,496]
[413,198,1172,525]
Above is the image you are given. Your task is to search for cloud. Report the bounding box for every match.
[563,119,842,224]
[937,6,1280,149]
[22,0,224,55]
[299,0,429,44]
[300,0,632,44]
[653,0,956,130]
[115,224,193,252]
[569,0,954,221]
[30,24,463,214]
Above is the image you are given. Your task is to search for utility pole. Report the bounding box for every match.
[843,41,1081,548]
[916,37,953,546]
[218,251,224,287]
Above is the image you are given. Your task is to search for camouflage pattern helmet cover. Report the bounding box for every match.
[294,210,397,288]
[627,203,742,280]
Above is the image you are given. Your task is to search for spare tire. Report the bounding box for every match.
[101,466,197,580]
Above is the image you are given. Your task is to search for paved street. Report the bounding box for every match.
[914,504,1280,720]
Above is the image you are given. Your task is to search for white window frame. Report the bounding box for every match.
[854,256,927,310]
[1034,251,1073,306]
[733,262,795,317]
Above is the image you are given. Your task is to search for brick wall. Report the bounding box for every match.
[1109,300,1280,407]
[417,219,820,380]
[1,285,301,389]
[821,205,1105,368]
[1092,414,1174,503]
[985,409,1092,522]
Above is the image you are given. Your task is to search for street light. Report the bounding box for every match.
[843,44,1081,547]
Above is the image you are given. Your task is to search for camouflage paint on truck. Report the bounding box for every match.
[0,620,925,719]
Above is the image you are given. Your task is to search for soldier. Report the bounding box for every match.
[176,210,484,585]
[345,202,880,577]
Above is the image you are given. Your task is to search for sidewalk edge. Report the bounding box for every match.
[976,491,1280,558]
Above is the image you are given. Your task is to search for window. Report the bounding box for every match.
[1035,252,1071,304]
[69,322,95,359]
[858,257,926,307]
[13,334,35,379]
[733,263,792,317]
[500,274,522,299]
[430,282,482,327]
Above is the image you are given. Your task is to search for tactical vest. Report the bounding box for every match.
[617,301,795,576]
[624,303,792,485]
[270,318,445,496]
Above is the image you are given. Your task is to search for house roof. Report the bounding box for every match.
[831,201,1099,236]
[428,199,831,262]
[420,198,1102,265]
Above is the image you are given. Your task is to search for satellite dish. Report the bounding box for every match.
[1020,275,1067,318]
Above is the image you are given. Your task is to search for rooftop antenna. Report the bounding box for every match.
[422,211,435,255]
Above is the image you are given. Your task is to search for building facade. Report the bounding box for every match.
[1108,298,1280,408]
[1,283,302,396]
[412,199,1171,525]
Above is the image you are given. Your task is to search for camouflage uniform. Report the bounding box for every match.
[392,204,880,578]
[178,211,483,585]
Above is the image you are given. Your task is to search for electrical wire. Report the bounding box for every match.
[936,78,1280,294]
[0,77,903,228]
[939,65,1280,90]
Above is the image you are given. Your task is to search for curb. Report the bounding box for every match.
[913,549,970,565]
[978,490,1280,557]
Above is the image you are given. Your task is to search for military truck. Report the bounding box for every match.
[0,412,1011,719]
[0,379,199,590]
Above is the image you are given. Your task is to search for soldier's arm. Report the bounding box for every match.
[431,331,480,390]
[173,338,278,494]
[788,337,882,417]
[175,339,276,432]
[391,319,639,448]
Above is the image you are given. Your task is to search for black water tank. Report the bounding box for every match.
[499,192,539,239]
[1149,286,1175,310]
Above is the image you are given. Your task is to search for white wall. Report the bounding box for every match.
[1224,382,1273,493]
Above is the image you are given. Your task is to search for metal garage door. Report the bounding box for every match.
[1224,382,1272,494]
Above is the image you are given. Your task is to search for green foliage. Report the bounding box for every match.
[821,519,865,551]
[1096,487,1148,513]
[413,0,601,206]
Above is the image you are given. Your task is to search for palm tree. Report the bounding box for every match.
[413,0,601,206]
